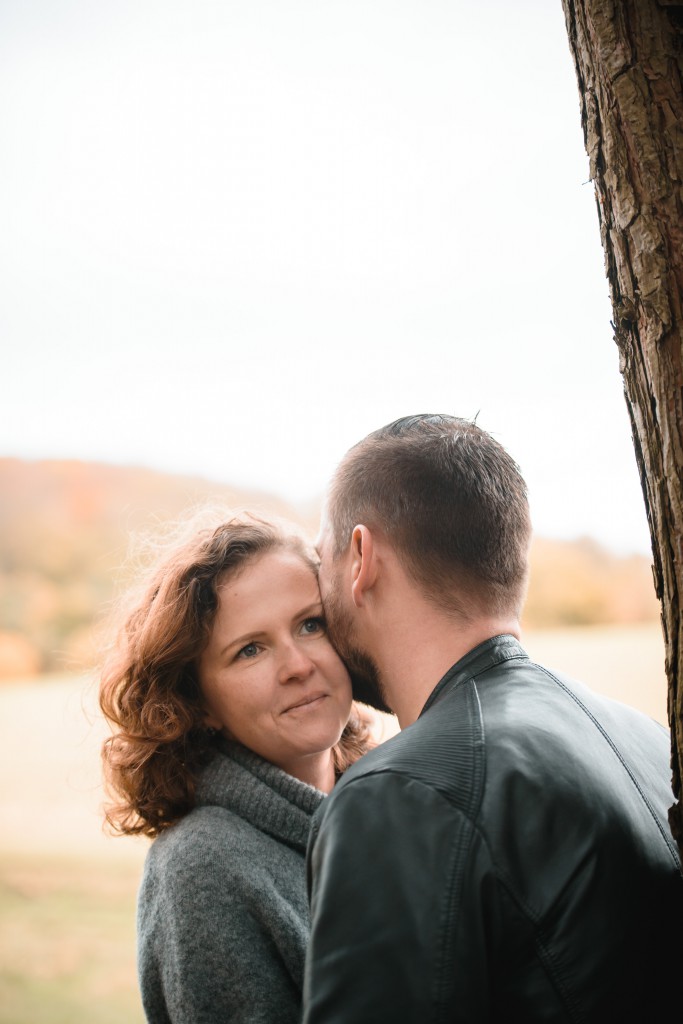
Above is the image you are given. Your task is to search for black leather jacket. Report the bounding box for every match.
[304,635,682,1022]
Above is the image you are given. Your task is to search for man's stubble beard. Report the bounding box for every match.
[323,574,393,715]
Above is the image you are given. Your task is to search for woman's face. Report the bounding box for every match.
[198,549,353,783]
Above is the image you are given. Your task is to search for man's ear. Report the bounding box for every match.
[350,525,378,608]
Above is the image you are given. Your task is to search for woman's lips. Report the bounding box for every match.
[282,693,328,714]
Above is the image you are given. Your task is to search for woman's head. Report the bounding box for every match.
[100,511,366,837]
[199,545,352,784]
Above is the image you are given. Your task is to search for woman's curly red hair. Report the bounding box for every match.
[100,511,370,838]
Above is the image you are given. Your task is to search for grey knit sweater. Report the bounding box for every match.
[137,740,325,1024]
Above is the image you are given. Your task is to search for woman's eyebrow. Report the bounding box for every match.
[218,603,324,658]
[294,601,324,620]
[218,630,268,658]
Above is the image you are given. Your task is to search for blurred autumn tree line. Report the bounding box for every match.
[0,458,660,680]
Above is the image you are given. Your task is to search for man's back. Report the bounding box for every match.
[305,635,682,1022]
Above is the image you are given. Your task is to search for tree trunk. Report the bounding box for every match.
[560,0,683,847]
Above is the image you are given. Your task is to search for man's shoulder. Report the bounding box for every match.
[468,653,676,861]
[335,651,672,824]
[334,677,486,819]
[331,652,535,811]
[474,652,670,758]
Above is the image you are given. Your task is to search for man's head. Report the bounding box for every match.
[317,415,531,706]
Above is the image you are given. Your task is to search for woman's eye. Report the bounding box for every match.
[301,617,324,635]
[237,642,260,659]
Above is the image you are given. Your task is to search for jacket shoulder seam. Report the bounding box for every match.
[535,665,680,866]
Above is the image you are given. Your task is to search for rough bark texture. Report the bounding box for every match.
[560,0,683,848]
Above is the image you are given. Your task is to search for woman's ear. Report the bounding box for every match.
[350,525,378,608]
[202,709,223,731]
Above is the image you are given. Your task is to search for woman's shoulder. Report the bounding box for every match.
[138,803,308,925]
[142,800,309,897]
[145,803,266,876]
[139,808,270,920]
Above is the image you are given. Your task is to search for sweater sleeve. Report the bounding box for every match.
[303,772,499,1024]
[138,815,304,1024]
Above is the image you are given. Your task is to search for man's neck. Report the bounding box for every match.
[375,611,520,728]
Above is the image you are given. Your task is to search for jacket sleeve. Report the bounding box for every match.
[303,772,499,1024]
[138,831,302,1024]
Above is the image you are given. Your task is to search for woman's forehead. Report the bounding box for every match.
[217,550,320,611]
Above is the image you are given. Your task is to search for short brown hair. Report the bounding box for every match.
[327,414,531,617]
[100,511,369,838]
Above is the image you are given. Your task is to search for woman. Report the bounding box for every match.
[100,511,381,1024]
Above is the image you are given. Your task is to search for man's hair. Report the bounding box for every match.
[327,414,532,618]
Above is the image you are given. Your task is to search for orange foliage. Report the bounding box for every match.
[523,536,659,629]
[0,631,41,679]
[0,458,313,679]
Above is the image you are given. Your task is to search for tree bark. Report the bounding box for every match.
[560,0,683,847]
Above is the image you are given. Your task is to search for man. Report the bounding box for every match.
[303,414,682,1023]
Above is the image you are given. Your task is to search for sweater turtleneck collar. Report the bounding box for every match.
[195,739,326,854]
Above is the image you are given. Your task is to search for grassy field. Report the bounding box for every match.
[0,853,144,1024]
[0,674,147,1024]
[0,624,668,1023]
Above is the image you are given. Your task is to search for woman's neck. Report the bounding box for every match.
[282,749,337,794]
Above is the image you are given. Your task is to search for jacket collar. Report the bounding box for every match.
[420,634,528,717]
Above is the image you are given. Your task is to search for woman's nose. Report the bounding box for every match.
[277,641,315,683]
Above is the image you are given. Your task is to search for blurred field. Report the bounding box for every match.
[0,854,144,1024]
[523,622,668,726]
[0,674,147,1024]
[0,624,669,1023]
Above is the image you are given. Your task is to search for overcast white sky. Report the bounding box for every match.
[0,0,653,554]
